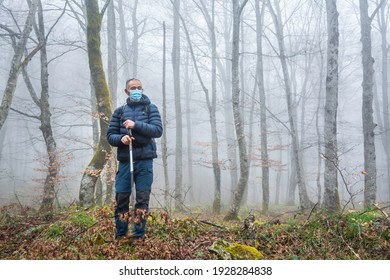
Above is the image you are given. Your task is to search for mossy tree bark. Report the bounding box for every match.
[79,0,113,207]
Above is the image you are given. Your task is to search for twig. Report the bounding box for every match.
[192,240,212,252]
[374,204,389,218]
[326,219,361,260]
[321,153,356,210]
[200,220,227,230]
[265,209,301,224]
[306,202,319,221]
[358,204,390,219]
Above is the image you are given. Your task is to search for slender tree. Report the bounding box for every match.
[107,0,117,106]
[103,0,117,205]
[255,0,269,213]
[359,0,383,208]
[225,0,249,220]
[161,21,170,207]
[216,0,238,199]
[323,0,340,212]
[117,0,131,82]
[17,0,60,212]
[182,0,221,213]
[267,0,311,210]
[183,46,195,203]
[172,0,183,210]
[376,1,390,200]
[131,0,139,77]
[6,0,66,212]
[79,0,113,207]
[0,0,38,130]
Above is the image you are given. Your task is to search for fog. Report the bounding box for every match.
[0,0,389,211]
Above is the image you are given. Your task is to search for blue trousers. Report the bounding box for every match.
[114,159,153,238]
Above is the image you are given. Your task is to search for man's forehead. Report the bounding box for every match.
[128,80,141,87]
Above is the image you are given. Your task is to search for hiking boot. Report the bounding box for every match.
[115,235,133,246]
[126,233,144,241]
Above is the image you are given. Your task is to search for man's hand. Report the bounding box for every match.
[123,119,135,129]
[121,135,134,145]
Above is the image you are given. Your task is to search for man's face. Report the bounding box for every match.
[127,80,143,94]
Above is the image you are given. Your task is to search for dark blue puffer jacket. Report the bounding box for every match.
[106,94,163,162]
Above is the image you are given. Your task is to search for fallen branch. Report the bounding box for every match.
[326,219,361,260]
[200,220,227,230]
[358,204,390,219]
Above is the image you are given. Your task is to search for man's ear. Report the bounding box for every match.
[124,89,129,94]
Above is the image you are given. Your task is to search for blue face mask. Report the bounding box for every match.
[129,89,142,102]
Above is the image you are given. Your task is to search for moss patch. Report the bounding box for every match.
[209,240,263,260]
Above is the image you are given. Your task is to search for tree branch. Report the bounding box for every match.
[100,0,112,17]
[0,23,20,38]
[45,0,69,41]
[67,0,86,33]
[18,41,45,70]
[238,0,249,16]
[10,107,40,120]
[369,0,387,23]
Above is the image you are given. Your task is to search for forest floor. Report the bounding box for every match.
[0,203,389,260]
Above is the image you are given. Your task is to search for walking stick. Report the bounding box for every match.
[127,128,135,200]
[127,128,136,232]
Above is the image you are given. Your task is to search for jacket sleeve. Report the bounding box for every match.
[133,104,163,138]
[106,107,127,147]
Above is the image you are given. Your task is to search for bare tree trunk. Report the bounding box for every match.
[193,0,222,213]
[104,0,117,204]
[0,0,38,130]
[275,132,283,205]
[14,0,60,213]
[377,2,390,200]
[255,0,269,213]
[107,0,117,106]
[268,0,311,210]
[161,21,170,208]
[286,149,297,205]
[217,0,238,198]
[323,0,340,212]
[184,45,194,203]
[315,47,325,205]
[225,0,249,220]
[359,0,379,208]
[79,0,113,207]
[240,17,250,207]
[172,0,183,210]
[36,1,58,213]
[247,81,257,205]
[117,0,131,82]
[131,0,139,77]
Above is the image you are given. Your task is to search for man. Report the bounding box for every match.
[107,78,162,240]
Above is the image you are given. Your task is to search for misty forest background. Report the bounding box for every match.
[1,0,390,219]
